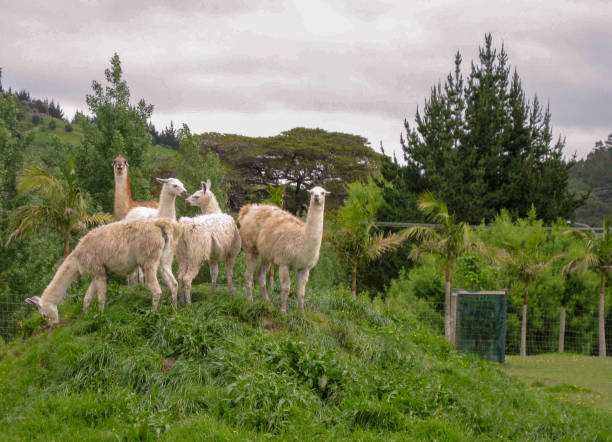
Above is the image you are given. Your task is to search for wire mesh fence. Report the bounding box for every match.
[412,298,610,357]
[0,294,35,344]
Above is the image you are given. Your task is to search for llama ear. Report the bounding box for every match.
[156,178,170,184]
[25,296,42,307]
[206,179,212,190]
[201,181,207,192]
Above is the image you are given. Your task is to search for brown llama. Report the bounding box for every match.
[112,156,158,221]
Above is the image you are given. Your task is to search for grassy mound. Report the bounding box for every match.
[1,284,610,440]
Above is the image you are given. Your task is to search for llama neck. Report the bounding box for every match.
[41,255,80,307]
[158,188,177,220]
[302,199,325,259]
[114,173,133,220]
[200,194,221,215]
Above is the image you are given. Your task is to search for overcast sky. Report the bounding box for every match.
[2,0,611,159]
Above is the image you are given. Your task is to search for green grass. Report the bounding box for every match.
[1,284,611,441]
[502,354,612,414]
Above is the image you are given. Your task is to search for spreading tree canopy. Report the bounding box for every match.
[384,34,583,224]
[200,127,380,211]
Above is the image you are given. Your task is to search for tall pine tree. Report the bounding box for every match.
[387,34,583,223]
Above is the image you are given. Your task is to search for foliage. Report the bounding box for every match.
[6,160,113,256]
[563,218,612,356]
[570,133,612,226]
[403,192,479,341]
[200,127,380,211]
[383,34,583,224]
[328,178,406,297]
[75,53,155,212]
[263,184,285,208]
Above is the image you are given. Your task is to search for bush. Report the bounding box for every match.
[31,114,40,126]
[48,120,56,130]
[64,123,73,132]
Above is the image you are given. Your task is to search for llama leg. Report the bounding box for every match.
[210,261,219,294]
[95,276,107,313]
[257,260,271,303]
[225,256,236,296]
[245,251,258,301]
[180,266,200,306]
[144,266,163,311]
[269,265,276,292]
[83,280,97,312]
[279,265,291,315]
[126,270,137,286]
[178,263,187,305]
[158,257,178,309]
[297,268,310,314]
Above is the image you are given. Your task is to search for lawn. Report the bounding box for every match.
[502,354,612,414]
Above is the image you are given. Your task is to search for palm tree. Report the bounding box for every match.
[329,180,405,299]
[403,192,477,342]
[5,160,113,257]
[503,230,564,356]
[563,218,612,357]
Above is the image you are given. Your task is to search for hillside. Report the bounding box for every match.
[1,283,610,441]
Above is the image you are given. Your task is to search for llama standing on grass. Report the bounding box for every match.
[177,179,241,304]
[112,156,158,221]
[25,219,183,324]
[239,186,329,314]
[124,177,187,291]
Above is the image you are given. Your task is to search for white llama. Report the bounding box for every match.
[239,186,329,314]
[25,219,183,324]
[177,179,241,304]
[124,177,187,291]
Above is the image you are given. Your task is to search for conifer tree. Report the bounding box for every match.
[386,34,582,224]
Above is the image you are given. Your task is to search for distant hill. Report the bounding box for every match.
[569,134,612,227]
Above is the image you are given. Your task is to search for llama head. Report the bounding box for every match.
[112,156,129,177]
[25,296,59,324]
[308,186,330,206]
[185,179,213,209]
[156,177,188,197]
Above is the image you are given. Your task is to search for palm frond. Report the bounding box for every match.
[366,232,406,260]
[83,212,114,227]
[401,225,438,242]
[417,191,449,224]
[16,163,62,201]
[5,205,63,246]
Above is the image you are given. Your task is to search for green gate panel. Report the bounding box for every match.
[454,291,506,363]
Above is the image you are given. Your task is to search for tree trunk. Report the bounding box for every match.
[62,232,71,257]
[351,267,357,299]
[558,307,566,353]
[599,274,606,357]
[444,264,452,342]
[520,286,528,356]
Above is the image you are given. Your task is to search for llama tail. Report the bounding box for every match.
[40,254,81,305]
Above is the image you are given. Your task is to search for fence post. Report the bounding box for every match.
[558,307,566,353]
